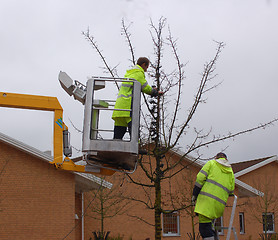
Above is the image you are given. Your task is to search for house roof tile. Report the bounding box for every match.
[231,157,272,173]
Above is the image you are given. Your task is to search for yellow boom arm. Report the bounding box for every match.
[0,92,114,176]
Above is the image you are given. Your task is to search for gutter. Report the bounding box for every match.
[235,179,264,197]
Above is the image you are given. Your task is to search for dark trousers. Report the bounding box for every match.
[113,121,132,139]
[199,222,216,238]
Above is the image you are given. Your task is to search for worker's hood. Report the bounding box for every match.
[214,158,233,173]
[215,157,231,167]
[126,65,144,74]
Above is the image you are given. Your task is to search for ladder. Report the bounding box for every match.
[215,195,238,240]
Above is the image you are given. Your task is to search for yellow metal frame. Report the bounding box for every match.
[0,92,114,176]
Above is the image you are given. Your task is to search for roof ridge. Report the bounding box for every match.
[234,155,278,177]
[231,156,273,166]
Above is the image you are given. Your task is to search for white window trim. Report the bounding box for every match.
[239,212,245,234]
[162,211,180,237]
[262,213,275,234]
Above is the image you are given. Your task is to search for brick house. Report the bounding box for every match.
[2,130,277,240]
[231,156,278,238]
[0,132,112,240]
[82,148,271,240]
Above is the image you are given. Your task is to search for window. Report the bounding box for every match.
[239,212,245,234]
[262,213,275,233]
[162,211,180,236]
[215,216,224,235]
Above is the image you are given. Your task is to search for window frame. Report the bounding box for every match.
[239,212,245,234]
[162,211,180,237]
[262,212,275,234]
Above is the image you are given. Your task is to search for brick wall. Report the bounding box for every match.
[75,193,82,240]
[234,162,278,239]
[0,141,76,240]
[81,152,273,240]
[82,154,202,240]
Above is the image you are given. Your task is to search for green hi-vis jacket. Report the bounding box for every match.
[112,65,153,119]
[194,159,235,220]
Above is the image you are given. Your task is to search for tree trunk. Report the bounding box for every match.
[154,171,162,240]
[155,187,162,240]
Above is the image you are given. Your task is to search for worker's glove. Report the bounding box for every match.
[151,88,164,97]
[191,196,197,206]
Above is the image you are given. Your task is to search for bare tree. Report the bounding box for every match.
[86,176,130,239]
[177,168,199,238]
[245,175,278,239]
[83,17,278,240]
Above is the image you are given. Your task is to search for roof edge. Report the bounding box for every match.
[0,131,53,162]
[235,179,264,197]
[0,131,112,189]
[235,155,278,178]
[168,148,205,167]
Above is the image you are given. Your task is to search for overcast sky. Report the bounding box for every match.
[0,0,277,163]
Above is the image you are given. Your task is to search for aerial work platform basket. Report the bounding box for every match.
[59,72,141,173]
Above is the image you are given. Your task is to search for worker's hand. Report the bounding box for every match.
[151,88,164,97]
[191,196,197,206]
[158,91,164,96]
[153,87,164,96]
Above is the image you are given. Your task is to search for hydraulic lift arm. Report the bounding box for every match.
[0,92,114,176]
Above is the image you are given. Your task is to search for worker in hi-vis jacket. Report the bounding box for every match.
[112,57,163,140]
[191,152,235,240]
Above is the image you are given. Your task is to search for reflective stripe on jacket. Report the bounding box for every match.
[194,159,235,220]
[112,65,153,119]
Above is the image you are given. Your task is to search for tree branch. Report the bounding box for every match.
[126,214,155,227]
[121,18,136,65]
[82,28,120,89]
[171,41,225,148]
